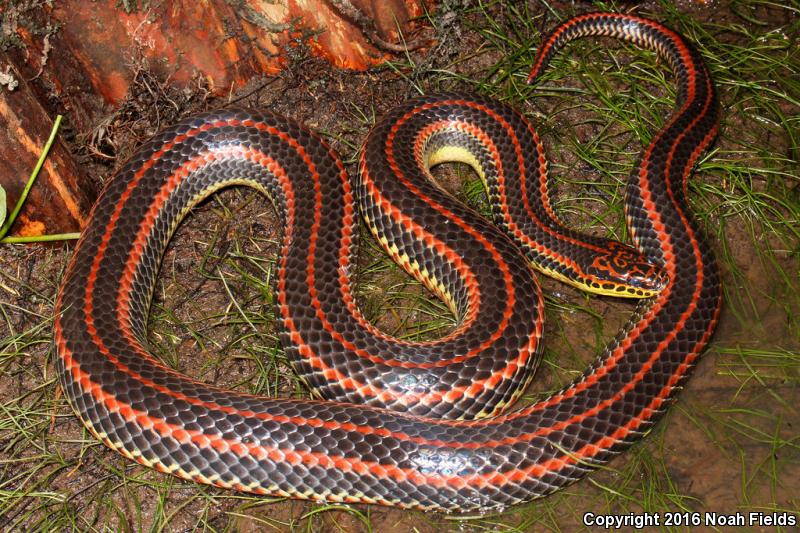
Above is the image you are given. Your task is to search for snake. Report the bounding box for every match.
[54,13,721,512]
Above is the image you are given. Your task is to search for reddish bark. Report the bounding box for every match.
[35,0,428,109]
[0,0,432,231]
[0,54,94,237]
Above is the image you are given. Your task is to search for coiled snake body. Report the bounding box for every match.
[54,13,721,512]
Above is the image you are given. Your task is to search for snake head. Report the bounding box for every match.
[583,241,669,298]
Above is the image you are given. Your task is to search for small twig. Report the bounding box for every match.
[325,0,428,53]
[236,2,291,33]
[226,75,282,105]
[1,232,81,243]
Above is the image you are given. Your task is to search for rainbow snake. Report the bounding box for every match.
[54,13,721,512]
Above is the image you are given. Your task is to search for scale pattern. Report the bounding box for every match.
[54,12,721,512]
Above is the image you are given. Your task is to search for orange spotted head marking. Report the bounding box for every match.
[584,241,669,297]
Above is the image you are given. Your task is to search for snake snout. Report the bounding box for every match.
[584,241,669,298]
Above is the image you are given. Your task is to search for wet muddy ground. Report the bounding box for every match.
[1,0,797,531]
